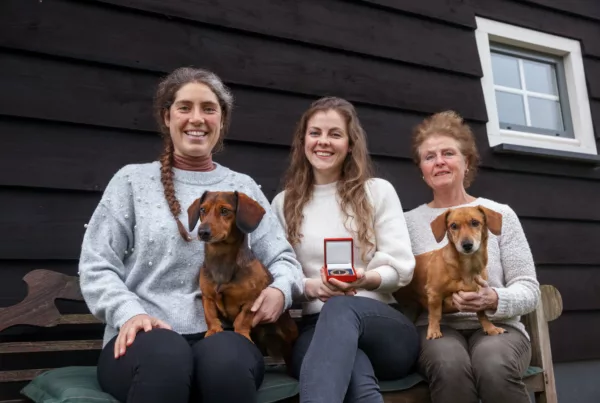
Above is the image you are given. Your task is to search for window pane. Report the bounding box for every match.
[528,97,564,132]
[491,52,521,89]
[496,90,526,126]
[523,59,558,95]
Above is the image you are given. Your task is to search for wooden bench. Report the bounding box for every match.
[0,269,562,403]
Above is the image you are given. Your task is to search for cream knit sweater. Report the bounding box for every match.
[271,178,416,315]
[404,197,541,339]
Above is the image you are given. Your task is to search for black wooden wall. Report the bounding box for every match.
[1,0,599,397]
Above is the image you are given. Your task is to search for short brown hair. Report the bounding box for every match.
[411,110,480,188]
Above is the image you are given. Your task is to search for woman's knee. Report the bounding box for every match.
[471,331,531,383]
[418,329,471,380]
[321,295,356,314]
[98,329,193,401]
[193,331,265,388]
[134,328,192,366]
[472,348,525,383]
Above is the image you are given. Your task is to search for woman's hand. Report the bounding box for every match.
[304,270,355,302]
[327,268,381,293]
[114,314,172,359]
[251,287,285,327]
[452,276,499,313]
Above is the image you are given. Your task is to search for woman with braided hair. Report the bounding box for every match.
[78,67,304,403]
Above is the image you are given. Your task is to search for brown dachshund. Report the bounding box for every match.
[395,206,505,340]
[187,190,298,364]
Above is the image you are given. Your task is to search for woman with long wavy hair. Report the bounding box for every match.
[271,97,419,403]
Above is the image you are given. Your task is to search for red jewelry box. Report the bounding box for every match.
[323,237,357,283]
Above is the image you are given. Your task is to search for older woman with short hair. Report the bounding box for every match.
[403,110,540,403]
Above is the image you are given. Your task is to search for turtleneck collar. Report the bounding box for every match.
[173,153,215,172]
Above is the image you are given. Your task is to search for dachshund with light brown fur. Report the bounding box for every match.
[187,190,298,365]
[395,205,505,340]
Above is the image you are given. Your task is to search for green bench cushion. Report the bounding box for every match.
[378,365,542,393]
[21,366,298,403]
[21,365,544,402]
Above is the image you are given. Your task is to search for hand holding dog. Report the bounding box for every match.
[452,276,499,313]
[251,287,285,327]
[114,314,172,359]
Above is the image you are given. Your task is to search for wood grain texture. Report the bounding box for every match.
[2,118,600,220]
[0,260,79,307]
[0,368,49,383]
[0,15,487,120]
[590,100,600,139]
[381,383,431,403]
[0,0,600,375]
[46,0,482,75]
[520,219,600,265]
[0,270,85,332]
[469,0,600,57]
[548,311,600,362]
[354,0,475,27]
[515,0,600,22]
[0,340,101,354]
[583,58,600,101]
[537,266,600,311]
[541,285,563,322]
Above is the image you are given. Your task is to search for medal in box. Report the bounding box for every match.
[323,237,357,283]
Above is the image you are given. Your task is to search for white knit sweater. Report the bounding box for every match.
[404,197,540,339]
[271,178,416,315]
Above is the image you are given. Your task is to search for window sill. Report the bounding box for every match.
[491,143,600,166]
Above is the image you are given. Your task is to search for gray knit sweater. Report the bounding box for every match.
[78,161,304,346]
[404,198,540,339]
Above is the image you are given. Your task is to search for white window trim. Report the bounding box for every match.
[475,16,597,156]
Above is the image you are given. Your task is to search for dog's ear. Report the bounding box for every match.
[479,206,502,236]
[187,191,209,231]
[235,191,266,234]
[430,211,449,243]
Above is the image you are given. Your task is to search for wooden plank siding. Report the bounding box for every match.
[1,3,599,398]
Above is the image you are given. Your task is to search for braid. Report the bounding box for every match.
[160,139,191,241]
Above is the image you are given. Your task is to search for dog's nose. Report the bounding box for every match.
[462,241,473,252]
[198,227,211,240]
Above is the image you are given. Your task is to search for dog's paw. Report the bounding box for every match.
[485,326,506,336]
[205,327,224,337]
[426,329,443,340]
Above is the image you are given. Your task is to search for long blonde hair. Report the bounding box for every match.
[282,97,375,260]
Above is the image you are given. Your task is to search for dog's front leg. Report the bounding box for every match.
[232,303,254,343]
[426,289,444,340]
[202,297,224,337]
[476,311,506,336]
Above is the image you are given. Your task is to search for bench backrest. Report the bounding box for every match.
[0,269,563,403]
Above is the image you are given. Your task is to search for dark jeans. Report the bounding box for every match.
[97,328,265,403]
[293,296,420,403]
[417,324,532,403]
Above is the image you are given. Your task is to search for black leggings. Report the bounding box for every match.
[97,328,265,403]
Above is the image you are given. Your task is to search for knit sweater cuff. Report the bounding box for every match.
[111,300,148,329]
[269,278,293,311]
[488,287,511,319]
[372,265,400,293]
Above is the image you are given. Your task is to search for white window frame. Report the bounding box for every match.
[475,16,598,156]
